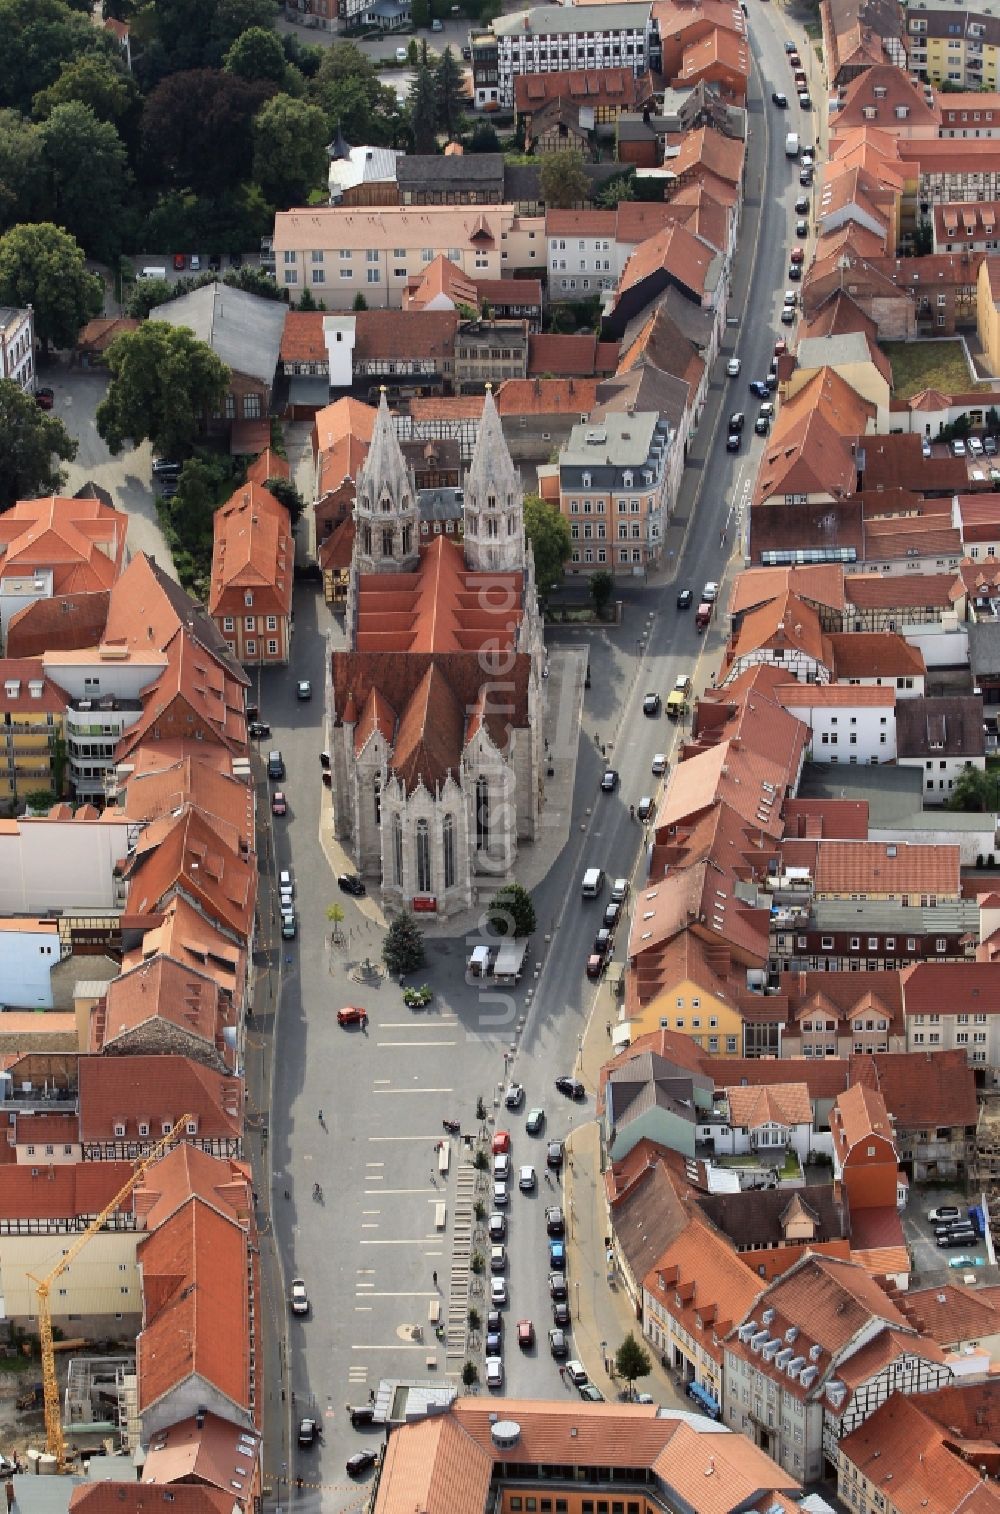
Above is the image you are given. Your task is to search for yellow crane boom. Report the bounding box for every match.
[29,1113,194,1469]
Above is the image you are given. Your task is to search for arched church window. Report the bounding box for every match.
[416,819,431,893]
[443,814,455,891]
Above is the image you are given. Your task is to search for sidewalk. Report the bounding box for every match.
[562,976,689,1411]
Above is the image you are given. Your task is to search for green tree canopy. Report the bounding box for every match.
[224,25,289,84]
[595,172,635,210]
[614,1332,652,1396]
[97,321,231,460]
[264,475,304,524]
[32,52,138,127]
[37,101,131,261]
[0,378,78,510]
[540,148,589,210]
[407,63,438,154]
[309,42,402,147]
[252,93,328,205]
[207,0,278,64]
[160,455,231,594]
[524,492,571,596]
[125,275,175,319]
[382,911,427,976]
[0,110,45,235]
[487,883,536,940]
[466,120,500,153]
[950,766,998,813]
[0,0,118,117]
[0,221,102,350]
[434,46,465,137]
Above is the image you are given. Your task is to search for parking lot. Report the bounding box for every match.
[904,1193,989,1279]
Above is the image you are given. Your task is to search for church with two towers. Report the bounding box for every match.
[326,388,545,917]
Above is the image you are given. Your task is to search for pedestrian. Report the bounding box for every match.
[318,1109,324,1124]
[606,1021,611,1038]
[433,1270,438,1287]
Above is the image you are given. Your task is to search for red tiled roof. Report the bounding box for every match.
[5,590,111,657]
[849,1049,977,1129]
[71,1489,235,1514]
[810,839,960,898]
[902,961,1000,1016]
[356,310,458,363]
[826,631,925,679]
[0,1161,134,1221]
[514,67,654,115]
[122,805,256,938]
[526,334,619,377]
[353,535,522,655]
[496,377,601,415]
[78,1054,242,1145]
[0,495,128,595]
[209,483,292,619]
[98,954,236,1069]
[839,1392,1000,1514]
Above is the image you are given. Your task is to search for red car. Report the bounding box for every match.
[789,247,804,265]
[173,253,186,270]
[35,387,54,410]
[517,1319,534,1349]
[774,339,787,356]
[789,50,801,67]
[337,1006,368,1027]
[271,791,287,815]
[492,1130,511,1154]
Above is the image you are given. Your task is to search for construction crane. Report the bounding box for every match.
[29,1113,194,1470]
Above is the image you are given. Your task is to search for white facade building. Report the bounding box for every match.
[0,813,133,914]
[776,687,897,765]
[474,3,655,110]
[0,306,35,393]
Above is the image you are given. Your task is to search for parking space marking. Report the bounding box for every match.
[377,1040,458,1048]
[350,1342,432,1350]
[373,1086,455,1095]
[369,1135,444,1143]
[354,1306,373,1312]
[360,1237,444,1246]
[361,1223,379,1229]
[365,1186,439,1195]
[381,1019,459,1028]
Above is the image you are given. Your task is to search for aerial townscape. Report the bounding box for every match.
[13,0,1000,1512]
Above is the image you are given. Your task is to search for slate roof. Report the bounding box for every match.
[895,695,986,759]
[149,283,286,387]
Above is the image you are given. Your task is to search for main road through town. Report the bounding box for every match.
[253,9,810,1508]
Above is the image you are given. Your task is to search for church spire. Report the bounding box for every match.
[353,388,420,574]
[463,386,525,573]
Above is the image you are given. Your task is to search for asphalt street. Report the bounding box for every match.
[255,9,809,1506]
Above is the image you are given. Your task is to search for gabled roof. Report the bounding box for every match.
[666,125,745,186]
[78,1054,242,1144]
[0,1160,135,1223]
[353,535,523,655]
[896,1284,1000,1349]
[849,1049,977,1130]
[495,377,601,416]
[134,1141,251,1231]
[0,494,128,594]
[5,589,112,658]
[826,631,925,679]
[208,483,292,618]
[831,1082,895,1160]
[122,893,246,1007]
[726,1082,813,1129]
[526,333,619,377]
[839,1392,1000,1514]
[728,564,847,619]
[122,805,256,938]
[98,954,236,1069]
[141,1411,261,1497]
[615,220,718,305]
[71,1490,236,1514]
[149,282,286,387]
[902,961,1000,1017]
[755,369,871,506]
[136,1195,252,1416]
[514,66,654,115]
[115,628,248,760]
[105,553,248,686]
[643,1217,760,1354]
[728,1252,910,1365]
[809,839,960,898]
[834,63,939,131]
[121,756,254,856]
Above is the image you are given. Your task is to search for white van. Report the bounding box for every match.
[581,868,604,899]
[139,266,167,280]
[785,132,800,157]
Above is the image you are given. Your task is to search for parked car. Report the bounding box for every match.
[546,1206,565,1235]
[642,691,661,716]
[652,752,668,775]
[489,1212,507,1241]
[636,796,654,822]
[726,357,741,377]
[611,877,629,903]
[338,873,366,896]
[749,379,769,398]
[552,1300,571,1326]
[492,1130,511,1155]
[580,1385,604,1402]
[281,910,297,939]
[771,90,788,106]
[555,1076,584,1100]
[526,1107,545,1135]
[272,791,287,816]
[504,1083,525,1110]
[547,1141,563,1170]
[290,1278,309,1315]
[566,1360,588,1387]
[951,438,967,458]
[549,1240,566,1270]
[602,900,621,931]
[346,1451,377,1477]
[795,218,808,237]
[267,750,285,779]
[297,679,312,699]
[517,1319,534,1349]
[490,1244,507,1273]
[35,387,55,410]
[485,1357,503,1389]
[152,457,182,475]
[519,1164,536,1192]
[780,305,796,325]
[549,1327,569,1357]
[755,415,770,435]
[549,1272,568,1300]
[788,263,803,281]
[490,1276,508,1306]
[248,719,270,739]
[677,588,693,609]
[173,253,187,270]
[702,581,719,601]
[493,1182,508,1207]
[189,254,201,271]
[928,1206,962,1224]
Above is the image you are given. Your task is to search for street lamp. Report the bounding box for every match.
[575,1280,581,1320]
[600,1339,607,1373]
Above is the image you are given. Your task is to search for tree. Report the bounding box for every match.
[595,172,635,210]
[411,0,430,27]
[252,93,328,205]
[0,378,77,511]
[326,902,345,942]
[524,492,571,596]
[950,766,998,813]
[590,570,614,617]
[434,46,465,137]
[466,120,500,154]
[224,25,288,83]
[352,291,368,311]
[540,149,589,210]
[0,110,46,234]
[207,0,279,64]
[265,475,305,524]
[32,52,138,127]
[141,69,274,195]
[615,1332,652,1398]
[0,0,118,117]
[487,883,536,940]
[159,455,233,592]
[913,220,933,256]
[407,63,438,154]
[0,221,102,351]
[461,1361,478,1387]
[97,321,231,461]
[125,275,175,319]
[382,911,427,976]
[310,42,402,147]
[37,101,131,261]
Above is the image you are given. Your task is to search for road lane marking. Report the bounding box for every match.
[373,1078,391,1085]
[354,1306,373,1312]
[361,1223,379,1229]
[381,1019,458,1028]
[362,1209,381,1214]
[364,1187,440,1195]
[360,1238,445,1246]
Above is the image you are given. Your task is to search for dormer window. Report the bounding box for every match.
[186,1120,198,1135]
[138,1122,149,1137]
[623,470,633,488]
[114,1122,126,1138]
[582,472,591,488]
[244,592,253,608]
[161,1120,173,1135]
